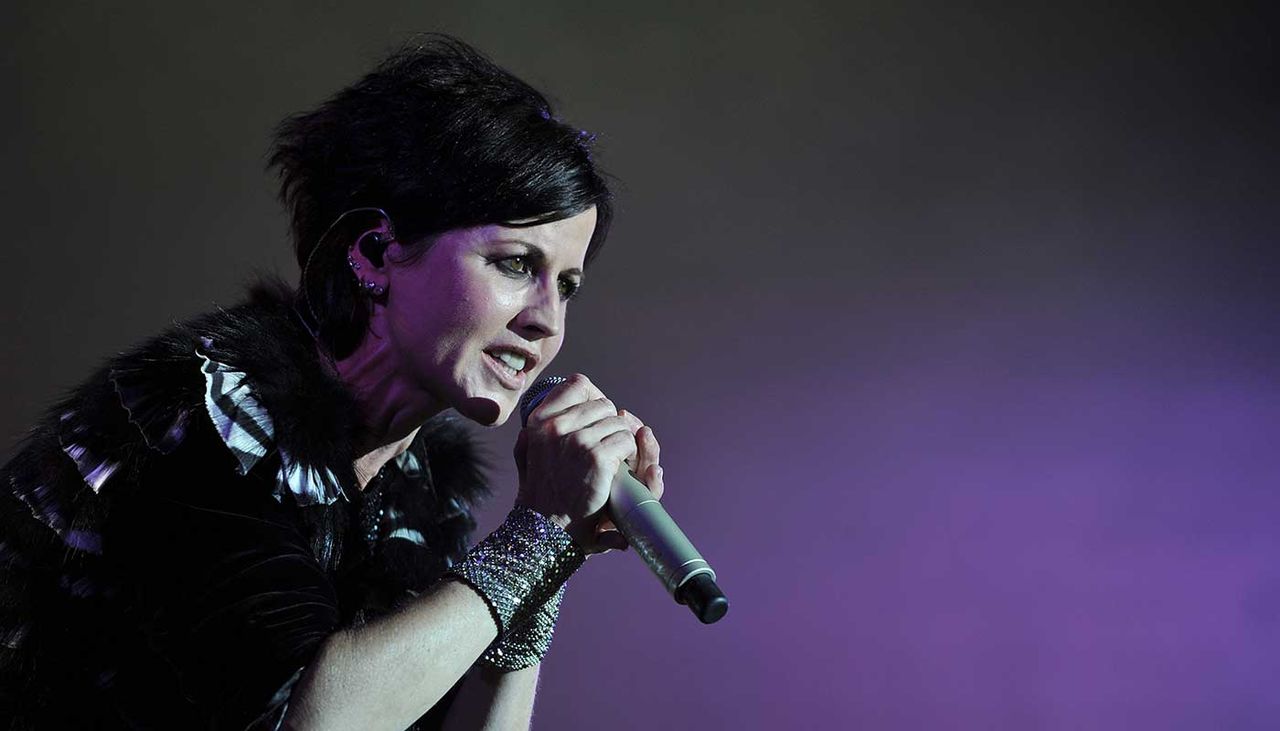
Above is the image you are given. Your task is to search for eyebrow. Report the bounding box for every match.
[492,239,585,280]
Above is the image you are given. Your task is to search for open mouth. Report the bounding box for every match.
[483,347,535,388]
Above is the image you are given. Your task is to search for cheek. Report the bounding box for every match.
[423,273,523,352]
[452,280,520,332]
[386,278,470,362]
[539,333,566,370]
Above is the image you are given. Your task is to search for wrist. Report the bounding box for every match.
[445,506,584,639]
[512,500,588,549]
[479,582,569,672]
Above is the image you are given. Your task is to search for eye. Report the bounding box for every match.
[559,277,581,302]
[496,256,533,277]
[493,254,581,302]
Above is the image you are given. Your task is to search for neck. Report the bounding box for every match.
[327,324,444,489]
[352,427,421,489]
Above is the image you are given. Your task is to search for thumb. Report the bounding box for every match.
[595,529,629,553]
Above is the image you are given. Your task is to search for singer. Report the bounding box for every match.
[0,35,664,729]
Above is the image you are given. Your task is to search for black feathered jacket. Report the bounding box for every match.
[0,279,489,729]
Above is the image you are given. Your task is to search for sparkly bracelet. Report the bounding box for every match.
[446,506,584,640]
[479,583,567,671]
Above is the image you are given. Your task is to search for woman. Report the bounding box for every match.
[0,35,663,729]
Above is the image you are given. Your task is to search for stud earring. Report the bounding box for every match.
[348,254,362,271]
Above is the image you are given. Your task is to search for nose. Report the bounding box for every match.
[511,278,562,340]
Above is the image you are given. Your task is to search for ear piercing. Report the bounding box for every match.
[348,254,385,297]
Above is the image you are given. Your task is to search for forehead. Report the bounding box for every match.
[476,208,597,263]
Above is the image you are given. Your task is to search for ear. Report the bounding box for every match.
[344,215,396,296]
[355,226,392,268]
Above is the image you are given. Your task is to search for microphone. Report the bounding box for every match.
[519,376,728,624]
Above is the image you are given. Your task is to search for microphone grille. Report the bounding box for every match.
[518,376,566,427]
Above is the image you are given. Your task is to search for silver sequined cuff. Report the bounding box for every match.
[446,506,584,639]
[479,583,567,671]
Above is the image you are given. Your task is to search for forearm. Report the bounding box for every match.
[283,580,496,730]
[443,663,540,731]
[283,506,581,729]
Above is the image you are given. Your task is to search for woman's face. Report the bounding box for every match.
[379,207,597,427]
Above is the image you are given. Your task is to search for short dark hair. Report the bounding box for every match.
[269,34,612,359]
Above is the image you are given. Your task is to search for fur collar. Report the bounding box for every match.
[9,277,488,548]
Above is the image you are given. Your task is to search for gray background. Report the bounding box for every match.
[3,3,1278,728]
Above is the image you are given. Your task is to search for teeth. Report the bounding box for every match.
[495,351,526,372]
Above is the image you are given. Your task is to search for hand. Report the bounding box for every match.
[513,374,665,553]
[595,412,664,552]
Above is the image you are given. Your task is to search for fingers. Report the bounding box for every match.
[635,423,660,469]
[534,393,650,475]
[617,409,644,433]
[620,410,643,466]
[519,372,664,517]
[595,426,640,468]
[541,398,620,437]
[572,412,639,446]
[623,419,662,494]
[645,462,665,500]
[527,373,606,425]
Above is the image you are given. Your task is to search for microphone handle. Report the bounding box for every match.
[607,470,728,624]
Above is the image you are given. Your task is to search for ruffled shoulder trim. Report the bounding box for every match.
[197,342,273,476]
[110,358,195,455]
[49,317,208,509]
[197,339,345,507]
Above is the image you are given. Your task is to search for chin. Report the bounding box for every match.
[453,394,515,427]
